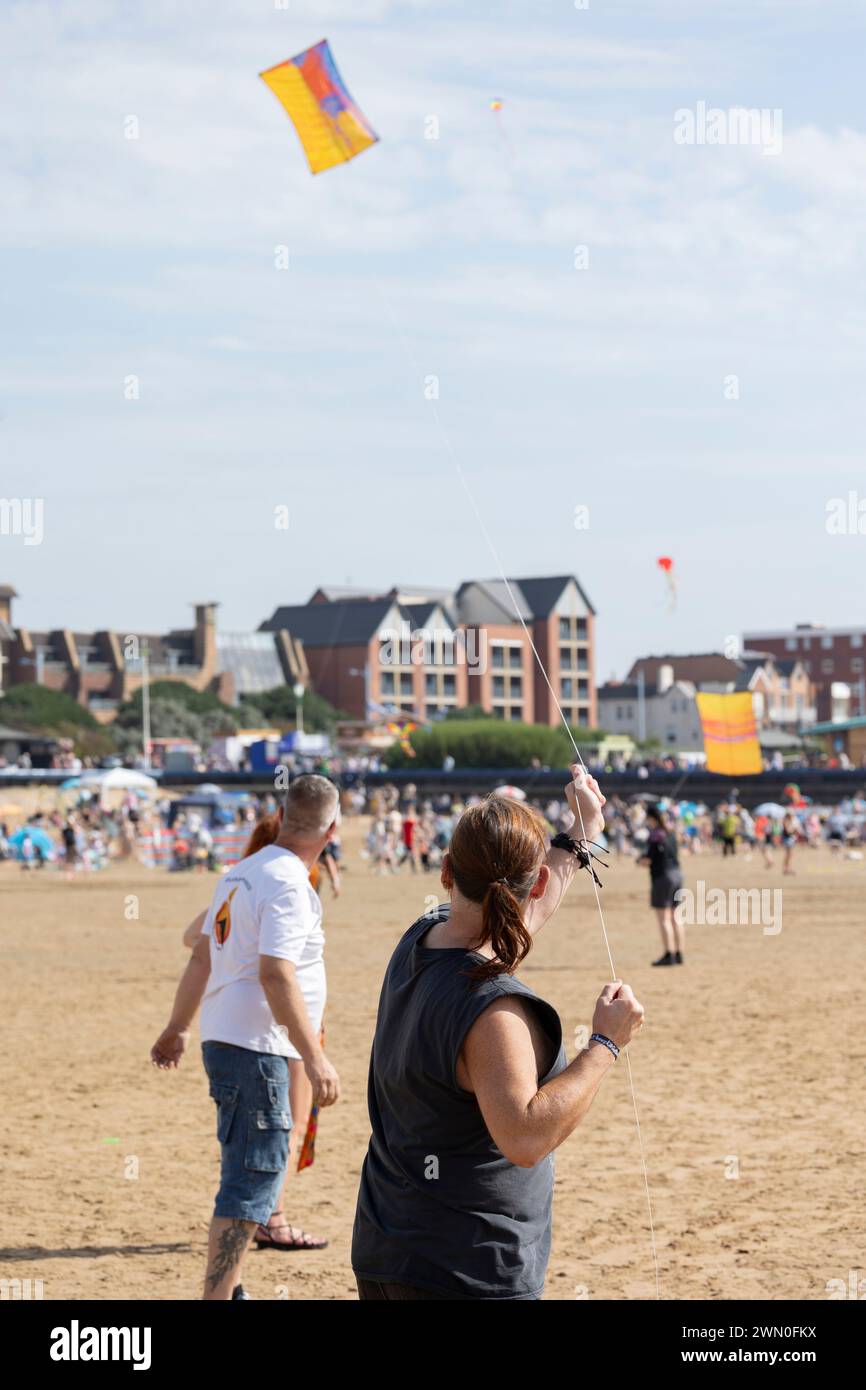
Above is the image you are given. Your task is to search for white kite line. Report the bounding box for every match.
[382,293,662,1301]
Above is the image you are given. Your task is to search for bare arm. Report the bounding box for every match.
[151,934,211,1069]
[460,984,644,1168]
[182,908,207,950]
[259,955,340,1107]
[525,765,606,936]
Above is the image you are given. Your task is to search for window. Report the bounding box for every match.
[822,660,833,674]
[425,704,441,720]
[425,673,436,695]
[493,676,505,698]
[491,646,505,669]
[443,673,456,695]
[559,647,573,670]
[508,647,522,670]
[852,658,863,673]
[559,615,587,641]
[400,673,413,695]
[508,675,522,697]
[562,678,574,700]
[821,635,833,650]
[785,638,797,651]
[852,634,864,649]
[380,672,394,695]
[509,706,523,721]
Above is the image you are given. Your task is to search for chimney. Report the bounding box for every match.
[657,663,674,693]
[193,602,219,671]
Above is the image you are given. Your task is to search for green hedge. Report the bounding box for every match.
[383,719,605,769]
[1,683,99,730]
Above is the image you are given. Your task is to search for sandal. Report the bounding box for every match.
[254,1211,329,1251]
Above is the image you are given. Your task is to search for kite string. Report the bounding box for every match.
[379,290,661,1300]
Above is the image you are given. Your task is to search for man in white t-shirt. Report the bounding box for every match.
[150,775,341,1300]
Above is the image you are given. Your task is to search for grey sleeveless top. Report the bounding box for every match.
[351,905,567,1300]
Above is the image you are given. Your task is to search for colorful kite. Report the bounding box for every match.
[490,97,515,159]
[297,1104,319,1172]
[260,39,378,175]
[696,692,763,776]
[657,555,677,610]
[387,720,418,757]
[297,1024,326,1171]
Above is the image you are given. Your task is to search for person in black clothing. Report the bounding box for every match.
[638,804,685,966]
[62,817,78,869]
[352,769,646,1301]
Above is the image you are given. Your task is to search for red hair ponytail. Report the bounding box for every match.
[242,812,280,859]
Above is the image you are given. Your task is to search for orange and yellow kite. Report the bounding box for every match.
[696,692,762,776]
[260,39,378,175]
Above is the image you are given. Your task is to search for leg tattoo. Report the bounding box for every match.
[207,1219,255,1293]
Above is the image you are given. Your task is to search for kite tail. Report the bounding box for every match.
[297,1023,326,1172]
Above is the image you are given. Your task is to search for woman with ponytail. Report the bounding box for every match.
[352,765,645,1301]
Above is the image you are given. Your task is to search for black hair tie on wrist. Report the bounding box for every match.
[549,833,610,888]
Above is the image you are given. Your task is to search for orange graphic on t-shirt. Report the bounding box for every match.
[214,887,238,947]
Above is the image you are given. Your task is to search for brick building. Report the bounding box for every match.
[0,588,304,722]
[455,576,596,726]
[627,651,815,730]
[261,591,470,722]
[742,623,866,721]
[601,650,816,751]
[261,574,597,727]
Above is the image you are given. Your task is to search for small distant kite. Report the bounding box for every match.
[489,96,514,159]
[657,556,677,611]
[260,39,378,175]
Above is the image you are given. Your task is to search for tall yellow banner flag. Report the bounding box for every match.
[696,691,763,776]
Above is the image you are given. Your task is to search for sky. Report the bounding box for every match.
[2,0,865,681]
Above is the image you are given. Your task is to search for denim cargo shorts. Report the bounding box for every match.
[202,1041,292,1224]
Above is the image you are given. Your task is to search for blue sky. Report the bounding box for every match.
[2,0,865,679]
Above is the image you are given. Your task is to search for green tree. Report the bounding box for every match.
[254,686,346,733]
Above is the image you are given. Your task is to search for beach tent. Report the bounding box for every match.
[77,769,158,793]
[9,825,56,859]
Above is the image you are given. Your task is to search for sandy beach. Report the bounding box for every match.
[1,822,864,1301]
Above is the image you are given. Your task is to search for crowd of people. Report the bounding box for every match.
[356,781,866,879]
